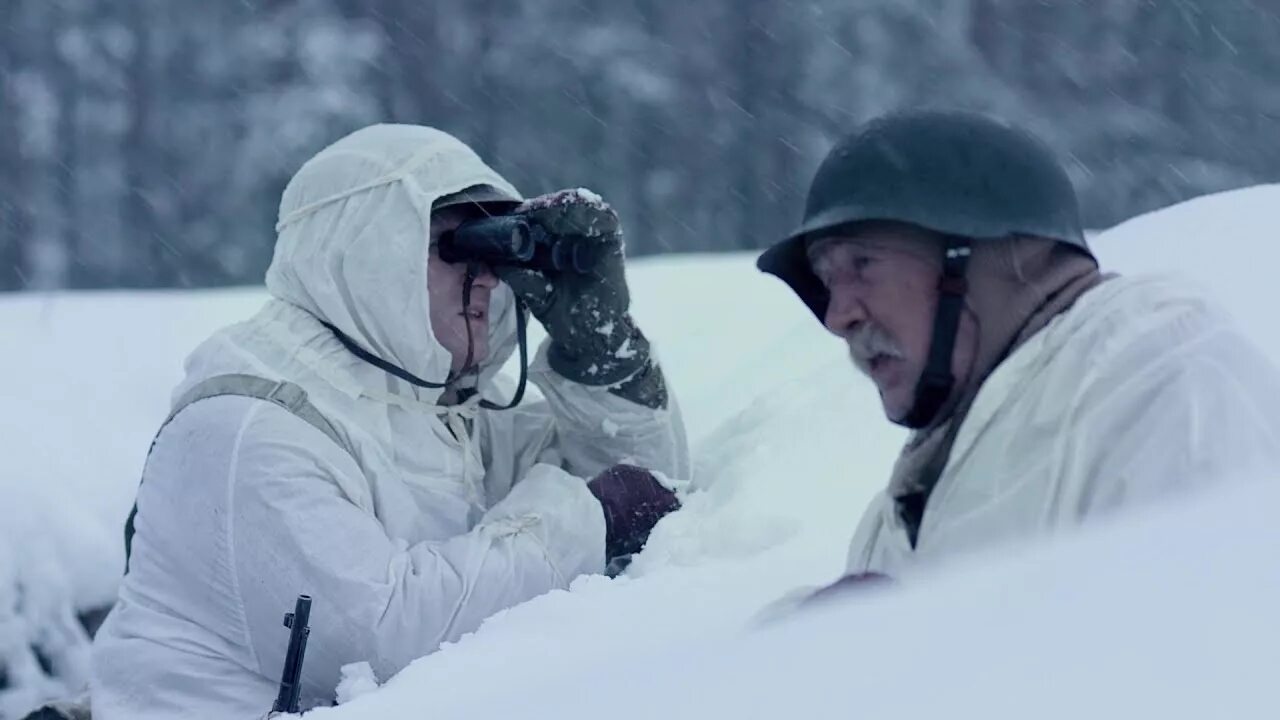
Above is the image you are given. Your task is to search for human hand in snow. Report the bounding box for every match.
[587,463,680,562]
[495,189,666,408]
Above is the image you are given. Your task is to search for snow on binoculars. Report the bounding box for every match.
[438,215,597,274]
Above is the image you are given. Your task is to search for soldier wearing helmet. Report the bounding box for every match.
[759,110,1280,587]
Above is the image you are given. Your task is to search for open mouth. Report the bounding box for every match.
[460,308,487,321]
[866,353,896,376]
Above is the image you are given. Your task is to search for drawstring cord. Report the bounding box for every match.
[317,295,528,410]
[318,267,530,502]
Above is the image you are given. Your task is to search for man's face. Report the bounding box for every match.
[808,224,975,422]
[427,208,499,373]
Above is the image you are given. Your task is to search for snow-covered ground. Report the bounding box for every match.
[2,184,1278,718]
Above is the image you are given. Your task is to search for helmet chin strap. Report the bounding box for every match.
[900,238,971,429]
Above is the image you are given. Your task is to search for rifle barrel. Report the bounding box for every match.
[272,594,312,715]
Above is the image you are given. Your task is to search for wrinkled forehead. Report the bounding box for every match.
[805,221,945,268]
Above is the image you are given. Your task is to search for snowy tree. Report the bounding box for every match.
[2,0,1279,289]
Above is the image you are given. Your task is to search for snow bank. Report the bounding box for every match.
[1,289,265,715]
[2,289,266,611]
[307,476,1280,720]
[1093,182,1280,365]
[1,184,1277,717]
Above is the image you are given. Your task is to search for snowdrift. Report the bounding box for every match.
[309,476,1280,720]
[1,184,1278,717]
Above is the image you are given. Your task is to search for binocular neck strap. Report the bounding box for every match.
[319,270,529,410]
[320,320,449,390]
[457,263,483,381]
[463,262,530,411]
[479,297,529,411]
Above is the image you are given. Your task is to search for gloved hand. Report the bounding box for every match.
[494,189,667,409]
[587,463,680,561]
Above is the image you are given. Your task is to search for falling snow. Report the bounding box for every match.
[2,2,1279,291]
[4,2,1280,717]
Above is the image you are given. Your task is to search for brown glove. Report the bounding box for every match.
[587,463,680,561]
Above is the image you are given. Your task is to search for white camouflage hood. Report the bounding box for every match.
[264,123,524,404]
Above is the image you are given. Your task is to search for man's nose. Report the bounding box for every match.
[823,285,867,335]
[468,262,500,289]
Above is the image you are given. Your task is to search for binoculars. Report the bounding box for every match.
[438,215,599,274]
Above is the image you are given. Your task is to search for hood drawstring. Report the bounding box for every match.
[434,392,484,506]
[317,298,528,411]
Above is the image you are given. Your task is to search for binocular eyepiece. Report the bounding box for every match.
[438,215,597,274]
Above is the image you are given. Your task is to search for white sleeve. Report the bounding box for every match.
[1069,316,1280,516]
[229,403,606,695]
[843,492,892,574]
[517,340,691,480]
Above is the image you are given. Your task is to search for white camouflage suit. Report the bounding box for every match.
[91,125,689,718]
[846,275,1280,577]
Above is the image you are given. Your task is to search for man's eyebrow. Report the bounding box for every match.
[807,237,872,263]
[806,237,838,262]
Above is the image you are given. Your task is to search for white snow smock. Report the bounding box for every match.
[847,274,1280,577]
[90,125,689,719]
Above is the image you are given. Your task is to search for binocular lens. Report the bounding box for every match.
[440,213,598,274]
[439,216,536,266]
[501,221,537,262]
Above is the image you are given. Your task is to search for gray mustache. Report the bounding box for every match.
[846,324,904,370]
